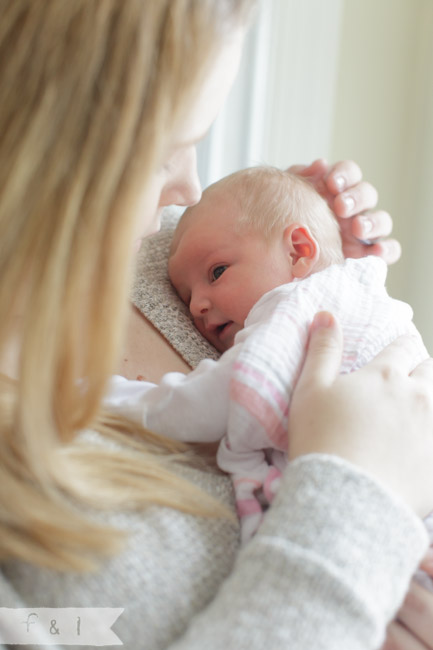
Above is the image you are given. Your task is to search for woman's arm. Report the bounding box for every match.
[171,457,427,650]
[171,314,433,650]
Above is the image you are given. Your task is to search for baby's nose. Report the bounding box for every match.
[189,292,211,318]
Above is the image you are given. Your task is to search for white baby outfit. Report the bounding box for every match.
[106,256,430,545]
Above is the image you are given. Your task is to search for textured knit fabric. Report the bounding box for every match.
[132,207,220,369]
[0,455,429,650]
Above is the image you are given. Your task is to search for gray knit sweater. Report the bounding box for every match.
[0,210,428,649]
[0,456,428,649]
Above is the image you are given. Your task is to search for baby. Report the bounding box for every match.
[168,166,344,354]
[107,166,430,551]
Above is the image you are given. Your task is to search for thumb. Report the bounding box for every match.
[298,312,343,389]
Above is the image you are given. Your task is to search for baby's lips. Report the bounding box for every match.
[216,321,239,349]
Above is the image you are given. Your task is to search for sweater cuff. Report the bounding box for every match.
[258,454,428,623]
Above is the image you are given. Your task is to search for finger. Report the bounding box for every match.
[325,160,362,194]
[333,181,379,218]
[365,239,402,265]
[351,210,393,241]
[397,581,433,649]
[339,237,401,265]
[369,335,428,376]
[383,620,430,650]
[297,312,343,389]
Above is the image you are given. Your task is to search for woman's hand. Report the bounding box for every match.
[288,159,401,264]
[288,312,433,517]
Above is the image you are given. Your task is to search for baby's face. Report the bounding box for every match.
[168,195,294,352]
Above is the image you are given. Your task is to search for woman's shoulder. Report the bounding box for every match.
[132,207,220,369]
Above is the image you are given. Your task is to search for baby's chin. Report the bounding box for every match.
[212,338,232,354]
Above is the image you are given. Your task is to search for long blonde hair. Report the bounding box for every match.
[0,0,254,570]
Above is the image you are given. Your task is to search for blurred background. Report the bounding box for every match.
[197,0,433,351]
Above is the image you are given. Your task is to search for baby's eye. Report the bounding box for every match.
[211,265,227,281]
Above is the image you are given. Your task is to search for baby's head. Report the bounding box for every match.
[168,166,343,352]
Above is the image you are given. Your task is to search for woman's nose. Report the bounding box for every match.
[160,146,202,208]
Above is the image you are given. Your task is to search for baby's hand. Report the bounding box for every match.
[288,158,401,265]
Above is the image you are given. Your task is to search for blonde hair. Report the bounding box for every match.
[203,166,344,269]
[0,0,254,570]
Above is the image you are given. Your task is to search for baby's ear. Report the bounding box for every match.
[283,224,320,279]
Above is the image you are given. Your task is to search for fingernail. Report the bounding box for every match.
[361,217,373,237]
[311,311,334,332]
[341,194,355,213]
[334,175,346,191]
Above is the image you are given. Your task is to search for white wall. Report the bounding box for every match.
[406,2,433,350]
[197,0,433,350]
[331,0,433,350]
[197,0,344,185]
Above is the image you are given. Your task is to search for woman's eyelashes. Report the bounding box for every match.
[210,265,228,282]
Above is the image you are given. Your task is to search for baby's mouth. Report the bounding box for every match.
[216,321,233,337]
[216,322,237,349]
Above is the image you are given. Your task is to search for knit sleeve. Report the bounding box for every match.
[168,454,428,650]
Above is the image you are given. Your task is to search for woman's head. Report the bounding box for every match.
[0,0,255,568]
[0,0,252,410]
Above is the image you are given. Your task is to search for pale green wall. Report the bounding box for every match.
[198,0,433,351]
[331,0,433,351]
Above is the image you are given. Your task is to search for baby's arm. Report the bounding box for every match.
[105,345,239,443]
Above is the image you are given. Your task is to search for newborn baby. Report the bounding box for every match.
[108,166,430,555]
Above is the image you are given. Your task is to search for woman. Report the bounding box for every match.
[0,2,432,649]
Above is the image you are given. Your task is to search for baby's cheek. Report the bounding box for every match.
[193,318,209,341]
[193,319,224,352]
